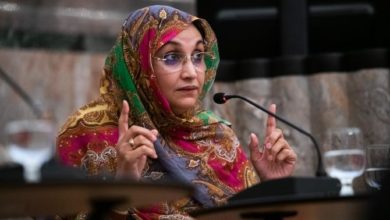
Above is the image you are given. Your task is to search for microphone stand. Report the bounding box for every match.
[214,93,341,203]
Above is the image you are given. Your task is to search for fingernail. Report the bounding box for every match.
[266,143,272,149]
[152,129,159,136]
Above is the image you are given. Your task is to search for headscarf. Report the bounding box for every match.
[57,5,258,219]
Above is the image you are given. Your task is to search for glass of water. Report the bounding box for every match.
[323,127,366,196]
[364,144,390,190]
[4,119,55,182]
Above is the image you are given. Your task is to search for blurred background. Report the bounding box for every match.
[0,0,195,133]
[0,0,389,190]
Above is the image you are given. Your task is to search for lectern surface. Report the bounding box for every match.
[191,194,370,220]
[0,181,192,218]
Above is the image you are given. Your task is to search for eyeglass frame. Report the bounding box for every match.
[150,51,216,74]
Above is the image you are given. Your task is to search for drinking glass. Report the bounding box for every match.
[4,119,55,182]
[323,127,366,195]
[364,144,390,190]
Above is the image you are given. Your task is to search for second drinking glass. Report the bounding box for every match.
[323,127,366,196]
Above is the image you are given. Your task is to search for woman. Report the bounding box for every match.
[56,5,297,220]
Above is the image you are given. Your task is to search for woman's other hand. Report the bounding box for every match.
[248,104,297,181]
[115,100,158,180]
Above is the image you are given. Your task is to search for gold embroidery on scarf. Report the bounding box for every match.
[192,180,225,197]
[100,78,110,94]
[188,159,200,168]
[129,8,149,40]
[159,9,167,20]
[80,146,117,176]
[244,166,260,187]
[84,111,105,123]
[212,127,238,162]
[144,171,164,181]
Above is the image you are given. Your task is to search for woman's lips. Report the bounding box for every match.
[177,85,198,91]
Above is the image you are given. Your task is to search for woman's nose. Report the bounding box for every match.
[181,56,198,77]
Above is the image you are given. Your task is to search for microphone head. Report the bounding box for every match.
[213,93,227,104]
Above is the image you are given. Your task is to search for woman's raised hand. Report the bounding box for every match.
[115,100,158,180]
[248,104,297,181]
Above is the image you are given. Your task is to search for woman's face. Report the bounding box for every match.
[152,24,206,115]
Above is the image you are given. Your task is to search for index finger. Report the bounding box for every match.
[118,100,129,137]
[266,104,277,137]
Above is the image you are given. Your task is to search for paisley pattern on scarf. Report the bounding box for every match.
[57,5,259,220]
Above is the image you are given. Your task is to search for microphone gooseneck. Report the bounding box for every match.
[213,93,327,177]
[0,67,43,118]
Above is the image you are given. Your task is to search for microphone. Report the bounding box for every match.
[214,92,326,176]
[213,93,341,201]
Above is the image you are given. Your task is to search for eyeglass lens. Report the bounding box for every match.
[157,52,212,72]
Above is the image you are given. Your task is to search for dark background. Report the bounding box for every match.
[197,0,390,60]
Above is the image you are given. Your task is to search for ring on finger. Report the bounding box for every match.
[128,138,135,148]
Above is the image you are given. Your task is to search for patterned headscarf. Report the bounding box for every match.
[57,5,258,219]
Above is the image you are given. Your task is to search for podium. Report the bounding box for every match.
[191,194,371,220]
[0,180,193,219]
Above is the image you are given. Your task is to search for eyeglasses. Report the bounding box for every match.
[153,52,215,73]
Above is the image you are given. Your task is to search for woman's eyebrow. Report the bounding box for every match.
[163,41,180,47]
[162,39,205,48]
[196,40,205,46]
